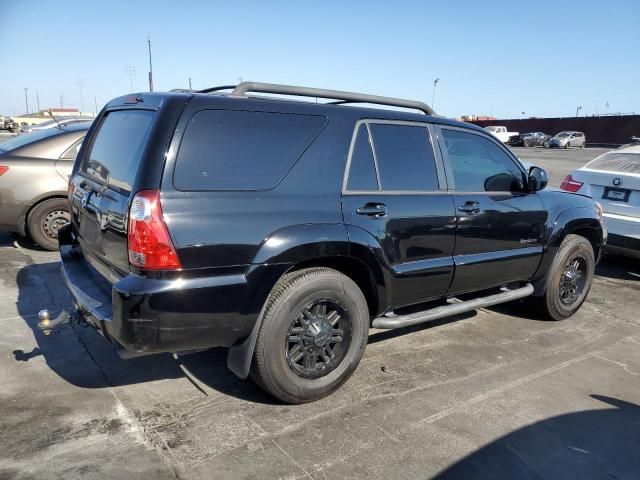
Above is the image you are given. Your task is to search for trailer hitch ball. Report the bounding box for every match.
[37,309,75,335]
[38,310,52,335]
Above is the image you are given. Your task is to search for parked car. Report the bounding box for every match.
[484,125,519,143]
[560,144,639,258]
[549,131,586,149]
[2,117,19,132]
[0,122,90,249]
[23,116,94,133]
[508,132,551,147]
[37,83,604,404]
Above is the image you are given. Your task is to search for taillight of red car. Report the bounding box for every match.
[0,166,9,176]
[127,189,181,270]
[559,174,583,192]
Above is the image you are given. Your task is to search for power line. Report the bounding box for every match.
[125,65,136,92]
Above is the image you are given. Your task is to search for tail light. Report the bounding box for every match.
[560,174,583,192]
[0,166,8,176]
[68,180,76,201]
[127,190,181,270]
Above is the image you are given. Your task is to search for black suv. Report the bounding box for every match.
[40,82,605,404]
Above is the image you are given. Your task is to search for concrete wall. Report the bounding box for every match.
[470,115,640,146]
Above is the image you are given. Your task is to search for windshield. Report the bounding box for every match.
[485,126,499,132]
[586,152,640,174]
[0,128,65,153]
[555,132,571,138]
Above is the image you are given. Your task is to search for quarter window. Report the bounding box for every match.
[174,110,326,191]
[368,124,439,191]
[346,124,378,191]
[441,129,525,192]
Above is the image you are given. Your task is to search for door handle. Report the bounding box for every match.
[356,203,387,217]
[458,201,481,214]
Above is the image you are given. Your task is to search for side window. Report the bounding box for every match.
[369,124,439,191]
[441,129,525,192]
[174,110,326,191]
[346,125,378,191]
[59,138,84,160]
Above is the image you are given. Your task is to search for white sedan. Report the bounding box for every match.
[560,144,640,258]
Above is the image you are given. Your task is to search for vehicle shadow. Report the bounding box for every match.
[14,261,276,404]
[434,395,640,479]
[596,253,640,282]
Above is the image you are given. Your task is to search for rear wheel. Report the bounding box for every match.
[529,234,595,320]
[27,198,70,251]
[250,268,369,404]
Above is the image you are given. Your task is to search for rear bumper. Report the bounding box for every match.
[603,213,640,258]
[59,230,290,354]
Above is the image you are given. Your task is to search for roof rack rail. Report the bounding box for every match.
[197,85,237,94]
[198,81,435,115]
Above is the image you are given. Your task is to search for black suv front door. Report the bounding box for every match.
[435,126,547,295]
[341,120,456,309]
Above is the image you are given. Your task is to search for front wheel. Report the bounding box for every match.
[529,234,595,320]
[250,268,369,404]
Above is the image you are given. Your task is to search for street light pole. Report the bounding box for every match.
[147,36,154,92]
[432,78,439,110]
[188,77,192,90]
[23,87,29,115]
[576,105,582,117]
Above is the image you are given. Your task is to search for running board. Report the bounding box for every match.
[371,283,534,330]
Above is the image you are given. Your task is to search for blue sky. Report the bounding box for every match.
[1,0,638,118]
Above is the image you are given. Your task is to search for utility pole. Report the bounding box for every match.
[59,94,64,108]
[238,76,243,84]
[147,36,154,92]
[188,77,192,90]
[125,65,136,92]
[432,78,439,111]
[77,79,85,113]
[94,97,98,114]
[36,91,40,113]
[23,87,29,115]
[575,105,582,117]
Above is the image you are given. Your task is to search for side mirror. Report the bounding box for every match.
[528,166,548,192]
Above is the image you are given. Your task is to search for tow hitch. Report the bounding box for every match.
[37,309,84,335]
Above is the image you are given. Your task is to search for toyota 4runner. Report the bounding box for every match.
[39,82,605,404]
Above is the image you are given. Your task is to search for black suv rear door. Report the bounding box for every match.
[435,125,547,294]
[342,120,456,309]
[71,108,156,276]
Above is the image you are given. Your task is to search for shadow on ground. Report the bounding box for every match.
[435,395,640,479]
[13,255,636,404]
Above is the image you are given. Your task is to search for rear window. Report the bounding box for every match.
[173,110,326,191]
[586,152,640,174]
[81,110,155,192]
[0,127,64,153]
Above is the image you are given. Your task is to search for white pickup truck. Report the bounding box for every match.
[484,126,519,143]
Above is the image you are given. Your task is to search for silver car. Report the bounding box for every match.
[549,131,586,149]
[561,143,639,258]
[0,123,90,249]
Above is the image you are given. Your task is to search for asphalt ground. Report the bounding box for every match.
[1,146,639,479]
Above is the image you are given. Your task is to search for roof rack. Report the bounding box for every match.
[198,81,435,115]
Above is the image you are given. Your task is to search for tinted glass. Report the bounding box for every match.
[347,125,378,191]
[369,124,438,191]
[82,110,155,192]
[174,110,326,191]
[441,129,525,192]
[587,152,640,174]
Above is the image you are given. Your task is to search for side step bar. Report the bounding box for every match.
[372,283,534,330]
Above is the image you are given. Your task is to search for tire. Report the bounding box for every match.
[250,267,369,404]
[565,142,570,149]
[27,198,70,251]
[529,234,595,321]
